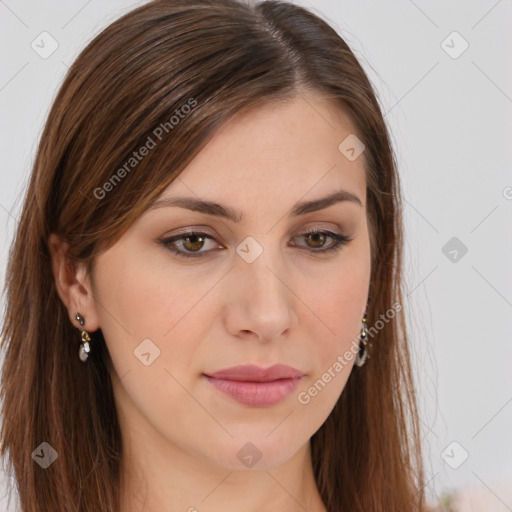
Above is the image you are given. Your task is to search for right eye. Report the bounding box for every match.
[160,231,222,258]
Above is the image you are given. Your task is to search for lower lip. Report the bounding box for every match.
[203,375,302,407]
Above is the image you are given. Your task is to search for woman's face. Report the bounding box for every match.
[85,93,371,471]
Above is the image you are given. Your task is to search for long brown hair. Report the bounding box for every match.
[0,1,426,510]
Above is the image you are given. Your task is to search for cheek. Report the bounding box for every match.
[305,254,370,338]
[297,250,370,393]
[93,245,201,342]
[92,246,221,416]
[95,250,212,447]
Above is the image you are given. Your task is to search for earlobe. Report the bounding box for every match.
[47,233,101,332]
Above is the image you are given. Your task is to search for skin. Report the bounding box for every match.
[49,92,371,512]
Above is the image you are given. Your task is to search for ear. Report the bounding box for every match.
[48,233,101,333]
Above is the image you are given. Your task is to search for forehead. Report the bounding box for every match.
[160,93,366,211]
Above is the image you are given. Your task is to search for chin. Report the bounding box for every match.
[204,430,307,471]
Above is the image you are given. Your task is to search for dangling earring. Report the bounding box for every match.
[354,313,370,367]
[75,312,91,363]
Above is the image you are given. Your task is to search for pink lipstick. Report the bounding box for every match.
[203,364,304,407]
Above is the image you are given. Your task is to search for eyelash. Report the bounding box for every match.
[160,229,352,259]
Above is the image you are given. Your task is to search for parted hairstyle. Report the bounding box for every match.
[0,0,427,511]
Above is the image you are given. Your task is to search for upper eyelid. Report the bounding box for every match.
[162,226,345,241]
[162,219,348,237]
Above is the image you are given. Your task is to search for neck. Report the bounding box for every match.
[118,425,327,512]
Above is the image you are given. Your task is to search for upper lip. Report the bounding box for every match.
[204,364,304,382]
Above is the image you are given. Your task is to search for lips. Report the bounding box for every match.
[203,364,304,407]
[204,363,304,382]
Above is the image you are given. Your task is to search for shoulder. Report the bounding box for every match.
[430,478,512,512]
[426,488,460,512]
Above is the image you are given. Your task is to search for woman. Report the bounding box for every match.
[0,0,428,510]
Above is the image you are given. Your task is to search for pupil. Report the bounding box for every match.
[185,234,203,251]
[309,233,324,247]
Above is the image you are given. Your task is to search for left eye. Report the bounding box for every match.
[160,229,352,259]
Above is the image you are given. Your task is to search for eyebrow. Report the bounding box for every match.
[147,189,363,223]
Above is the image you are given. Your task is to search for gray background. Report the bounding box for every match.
[1,0,511,509]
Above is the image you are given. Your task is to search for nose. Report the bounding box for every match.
[224,245,298,342]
